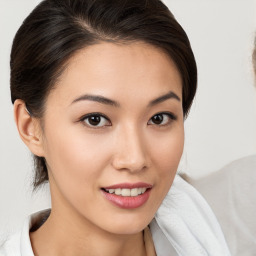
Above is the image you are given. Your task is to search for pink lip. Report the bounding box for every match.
[103,182,152,189]
[101,189,151,209]
[101,183,152,209]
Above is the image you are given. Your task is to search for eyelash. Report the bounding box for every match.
[79,112,177,128]
[148,112,177,126]
[80,112,111,128]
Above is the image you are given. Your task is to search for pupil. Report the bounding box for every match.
[89,116,101,125]
[153,114,163,124]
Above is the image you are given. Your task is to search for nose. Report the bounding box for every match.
[111,126,148,173]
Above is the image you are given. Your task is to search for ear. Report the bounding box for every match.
[14,99,45,157]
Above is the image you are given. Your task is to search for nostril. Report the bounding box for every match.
[111,134,147,172]
[112,157,147,172]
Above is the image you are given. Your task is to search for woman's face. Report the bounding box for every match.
[40,42,184,234]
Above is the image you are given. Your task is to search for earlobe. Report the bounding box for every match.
[14,99,45,157]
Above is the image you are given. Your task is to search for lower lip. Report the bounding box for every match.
[101,189,151,209]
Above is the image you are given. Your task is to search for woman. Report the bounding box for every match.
[0,0,230,255]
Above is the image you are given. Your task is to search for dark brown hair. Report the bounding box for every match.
[10,0,197,189]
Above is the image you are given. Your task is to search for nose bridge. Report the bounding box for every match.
[112,123,147,172]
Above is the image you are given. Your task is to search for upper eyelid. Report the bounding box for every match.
[80,113,111,129]
[150,112,177,120]
[80,112,110,121]
[147,112,177,126]
[78,111,176,124]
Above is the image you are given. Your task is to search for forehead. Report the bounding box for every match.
[48,42,182,107]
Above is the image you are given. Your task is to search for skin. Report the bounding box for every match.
[14,42,184,256]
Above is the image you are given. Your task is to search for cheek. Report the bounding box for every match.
[149,125,184,191]
[140,125,184,218]
[42,128,117,218]
[151,127,184,170]
[42,126,114,192]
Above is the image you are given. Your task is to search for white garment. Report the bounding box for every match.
[150,175,231,256]
[0,175,231,256]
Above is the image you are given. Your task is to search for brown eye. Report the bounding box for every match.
[148,112,176,126]
[151,114,164,125]
[88,116,101,126]
[82,114,111,127]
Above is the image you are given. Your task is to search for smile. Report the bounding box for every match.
[103,188,147,197]
[101,183,152,209]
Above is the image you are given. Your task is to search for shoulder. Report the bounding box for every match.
[184,155,256,225]
[184,155,256,255]
[187,155,256,190]
[0,209,50,256]
[0,231,22,255]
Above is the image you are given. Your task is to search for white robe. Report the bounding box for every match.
[0,175,231,256]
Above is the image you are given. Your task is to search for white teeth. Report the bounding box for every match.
[131,188,138,197]
[141,188,146,194]
[105,188,148,197]
[121,189,131,196]
[115,188,122,195]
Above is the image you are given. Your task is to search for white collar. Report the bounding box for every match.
[1,175,231,256]
[150,175,231,256]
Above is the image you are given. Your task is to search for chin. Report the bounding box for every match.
[101,214,154,235]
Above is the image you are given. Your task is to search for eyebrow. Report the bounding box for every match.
[71,94,120,107]
[148,91,181,107]
[71,91,180,107]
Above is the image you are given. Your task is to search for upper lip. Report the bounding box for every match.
[103,182,152,189]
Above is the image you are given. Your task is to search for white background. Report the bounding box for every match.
[0,0,256,236]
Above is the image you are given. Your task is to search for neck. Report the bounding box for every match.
[30,207,147,256]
